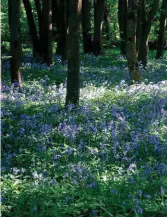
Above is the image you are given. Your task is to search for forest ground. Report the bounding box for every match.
[1,46,167,217]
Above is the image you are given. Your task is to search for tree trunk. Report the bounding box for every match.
[127,0,141,82]
[156,0,167,58]
[23,0,40,57]
[55,0,68,60]
[104,3,110,43]
[93,0,105,55]
[52,0,59,40]
[34,0,42,37]
[10,0,22,86]
[137,0,149,66]
[40,0,53,66]
[118,0,127,55]
[66,0,82,106]
[136,0,145,54]
[82,0,93,53]
[137,0,160,65]
[138,32,149,65]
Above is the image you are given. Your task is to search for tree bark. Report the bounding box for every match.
[93,0,105,55]
[127,0,141,82]
[55,0,68,60]
[137,0,160,65]
[104,2,110,43]
[23,0,40,57]
[10,0,22,86]
[52,0,59,40]
[40,0,53,66]
[34,0,42,37]
[156,0,167,58]
[118,0,127,55]
[82,0,93,53]
[66,0,82,106]
[136,0,145,54]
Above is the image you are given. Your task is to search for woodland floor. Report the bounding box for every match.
[1,46,167,217]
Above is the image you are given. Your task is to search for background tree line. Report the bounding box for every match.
[2,0,167,105]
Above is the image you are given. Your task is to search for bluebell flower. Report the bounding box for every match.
[33,206,37,212]
[161,187,165,195]
[50,179,57,186]
[137,207,142,215]
[91,210,97,216]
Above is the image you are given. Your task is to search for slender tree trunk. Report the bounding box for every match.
[34,0,42,37]
[55,0,68,60]
[138,32,149,65]
[40,0,53,66]
[10,0,22,86]
[104,3,110,43]
[127,0,141,82]
[82,0,93,53]
[23,0,40,57]
[52,0,59,40]
[137,0,149,65]
[118,0,127,55]
[66,0,82,106]
[136,0,145,54]
[137,0,160,65]
[156,0,167,58]
[93,0,105,55]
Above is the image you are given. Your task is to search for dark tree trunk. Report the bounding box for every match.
[137,0,160,66]
[34,0,42,37]
[52,0,59,40]
[136,0,145,54]
[10,0,22,86]
[23,0,40,57]
[118,0,127,55]
[93,0,105,55]
[156,0,167,58]
[137,0,149,65]
[138,32,149,65]
[104,3,110,43]
[82,0,93,53]
[55,0,68,60]
[127,0,141,82]
[66,0,82,106]
[40,0,53,66]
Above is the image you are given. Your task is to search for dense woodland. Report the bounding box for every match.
[2,0,167,104]
[1,0,167,216]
